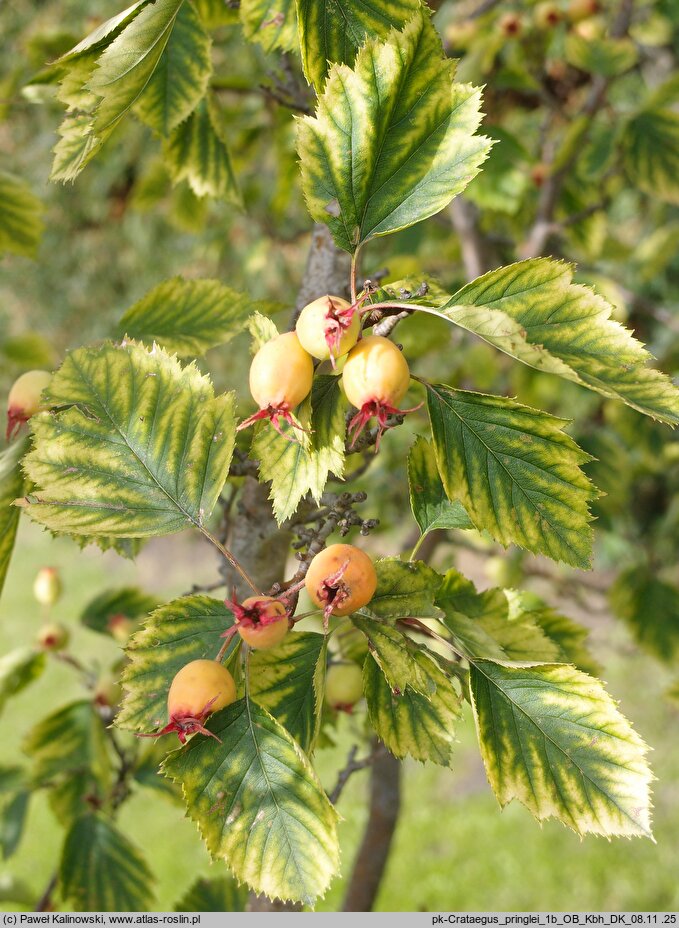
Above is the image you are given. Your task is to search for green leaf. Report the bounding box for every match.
[175,875,247,912]
[565,34,637,77]
[352,614,436,696]
[0,648,46,717]
[426,384,596,568]
[370,557,443,620]
[118,595,233,732]
[0,792,29,860]
[165,96,240,202]
[80,586,160,637]
[22,341,236,538]
[470,660,653,838]
[624,109,679,206]
[504,589,600,676]
[247,311,280,351]
[136,2,212,136]
[249,631,326,753]
[60,814,155,911]
[430,259,679,425]
[407,436,473,542]
[609,566,679,665]
[253,375,345,524]
[296,0,421,92]
[118,277,252,356]
[0,172,44,258]
[24,701,110,784]
[194,0,240,27]
[363,651,461,765]
[133,741,181,802]
[162,699,340,905]
[88,0,187,137]
[51,112,102,183]
[49,771,109,826]
[56,0,152,63]
[241,0,296,53]
[436,569,561,662]
[0,437,28,601]
[298,11,491,252]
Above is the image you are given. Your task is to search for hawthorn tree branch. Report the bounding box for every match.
[450,197,497,280]
[327,744,379,805]
[294,224,352,318]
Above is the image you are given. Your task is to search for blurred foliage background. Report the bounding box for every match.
[2,0,679,911]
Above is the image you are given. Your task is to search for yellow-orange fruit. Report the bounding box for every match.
[37,622,70,651]
[6,370,51,440]
[325,662,364,709]
[249,332,314,411]
[235,596,289,650]
[167,659,237,721]
[305,544,377,618]
[296,295,360,362]
[342,336,410,411]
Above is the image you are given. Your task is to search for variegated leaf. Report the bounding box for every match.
[0,172,44,258]
[162,699,339,904]
[426,384,597,568]
[470,660,653,838]
[624,109,679,206]
[352,614,435,697]
[298,11,491,252]
[407,436,473,545]
[22,341,236,538]
[0,437,27,601]
[241,0,296,53]
[370,557,443,620]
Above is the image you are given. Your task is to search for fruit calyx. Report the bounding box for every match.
[236,402,306,440]
[313,559,352,627]
[323,299,360,367]
[224,593,288,631]
[139,695,222,745]
[347,399,421,451]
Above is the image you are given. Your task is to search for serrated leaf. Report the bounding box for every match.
[118,595,233,732]
[0,649,46,717]
[136,2,212,136]
[249,631,326,753]
[118,277,252,356]
[609,566,679,665]
[88,0,186,136]
[49,770,109,826]
[0,438,28,601]
[175,875,247,912]
[298,11,491,252]
[296,0,421,92]
[352,614,436,696]
[253,376,345,524]
[24,701,111,784]
[194,0,240,26]
[504,588,600,676]
[51,112,103,183]
[407,436,473,541]
[56,1,152,63]
[241,0,296,53]
[133,741,181,801]
[370,557,442,620]
[60,814,155,911]
[80,586,160,637]
[22,341,236,538]
[624,109,679,206]
[428,259,679,425]
[363,651,460,765]
[436,569,561,663]
[426,384,596,568]
[470,660,653,838]
[0,172,44,258]
[162,699,340,905]
[164,96,240,202]
[565,34,637,77]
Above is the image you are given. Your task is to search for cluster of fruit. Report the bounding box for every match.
[240,295,414,447]
[150,543,377,743]
[447,0,601,46]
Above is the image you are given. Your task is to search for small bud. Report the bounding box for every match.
[38,622,70,651]
[33,567,62,607]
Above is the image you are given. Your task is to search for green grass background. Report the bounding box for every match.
[2,522,679,912]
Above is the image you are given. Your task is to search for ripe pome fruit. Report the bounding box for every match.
[6,369,51,441]
[342,335,412,447]
[37,622,70,651]
[534,1,562,28]
[325,662,364,711]
[224,595,289,650]
[499,12,522,37]
[296,295,360,365]
[143,659,237,743]
[567,0,599,22]
[33,567,62,607]
[305,544,377,626]
[237,332,314,436]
